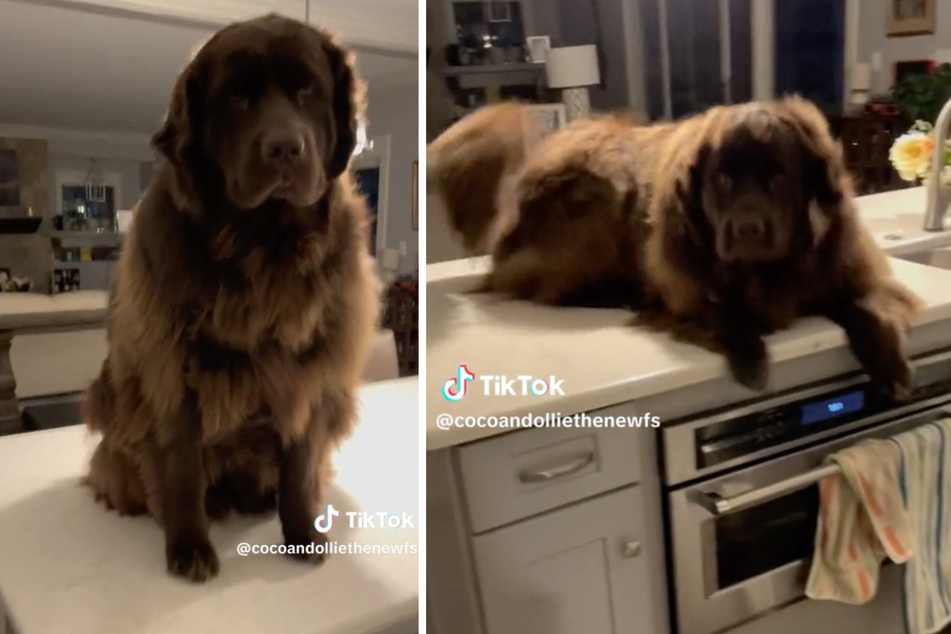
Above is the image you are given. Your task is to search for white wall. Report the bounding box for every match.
[366,82,420,275]
[857,1,951,94]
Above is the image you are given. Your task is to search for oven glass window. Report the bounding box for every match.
[714,486,819,589]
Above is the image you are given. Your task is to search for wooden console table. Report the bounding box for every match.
[382,280,419,377]
[0,291,108,434]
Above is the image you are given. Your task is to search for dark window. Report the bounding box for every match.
[354,167,380,255]
[60,185,116,233]
[774,0,846,116]
[452,1,525,50]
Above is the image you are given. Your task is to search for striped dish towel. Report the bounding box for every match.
[892,418,951,634]
[805,437,916,604]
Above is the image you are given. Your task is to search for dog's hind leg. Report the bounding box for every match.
[84,443,148,517]
[203,424,281,518]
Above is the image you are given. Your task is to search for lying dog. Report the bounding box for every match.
[428,98,921,396]
[81,14,380,582]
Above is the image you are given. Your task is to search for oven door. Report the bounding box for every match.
[668,405,949,634]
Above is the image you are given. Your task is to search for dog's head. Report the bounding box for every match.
[676,96,846,263]
[153,14,364,211]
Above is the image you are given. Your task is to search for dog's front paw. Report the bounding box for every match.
[874,359,914,401]
[166,537,220,582]
[726,348,769,391]
[283,530,329,565]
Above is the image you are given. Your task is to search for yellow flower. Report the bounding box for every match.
[890,132,936,182]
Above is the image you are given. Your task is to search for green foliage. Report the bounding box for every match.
[891,63,951,126]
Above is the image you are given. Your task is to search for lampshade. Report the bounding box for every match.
[545,45,600,89]
[852,63,872,91]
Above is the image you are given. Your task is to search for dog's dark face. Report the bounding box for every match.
[691,100,843,263]
[153,14,363,211]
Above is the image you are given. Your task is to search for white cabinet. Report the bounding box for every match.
[429,409,669,634]
[472,486,661,634]
[457,410,643,533]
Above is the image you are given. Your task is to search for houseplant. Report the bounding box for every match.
[890,62,951,127]
[889,63,951,184]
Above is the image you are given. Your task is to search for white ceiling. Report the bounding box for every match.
[0,0,417,135]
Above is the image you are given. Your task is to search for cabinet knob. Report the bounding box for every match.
[623,541,642,558]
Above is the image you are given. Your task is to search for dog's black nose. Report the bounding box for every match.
[262,130,305,164]
[732,217,765,240]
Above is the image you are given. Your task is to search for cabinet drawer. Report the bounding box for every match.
[472,486,659,634]
[456,404,643,533]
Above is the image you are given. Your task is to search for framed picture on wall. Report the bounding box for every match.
[527,103,567,132]
[526,36,550,63]
[887,0,936,37]
[412,160,418,231]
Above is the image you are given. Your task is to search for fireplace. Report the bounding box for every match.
[0,149,19,207]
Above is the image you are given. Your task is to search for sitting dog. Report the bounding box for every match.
[81,14,380,582]
[428,98,921,396]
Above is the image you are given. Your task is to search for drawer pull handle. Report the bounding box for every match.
[623,541,642,558]
[518,452,595,483]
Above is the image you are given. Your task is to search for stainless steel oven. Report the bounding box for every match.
[661,350,951,634]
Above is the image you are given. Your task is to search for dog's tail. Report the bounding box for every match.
[427,103,550,256]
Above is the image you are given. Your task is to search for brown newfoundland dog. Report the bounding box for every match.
[429,98,921,396]
[81,14,380,582]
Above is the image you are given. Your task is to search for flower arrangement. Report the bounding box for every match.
[889,120,951,185]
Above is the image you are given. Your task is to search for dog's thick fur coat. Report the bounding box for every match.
[82,14,380,582]
[428,99,921,394]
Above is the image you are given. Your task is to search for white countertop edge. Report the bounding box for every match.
[425,261,951,450]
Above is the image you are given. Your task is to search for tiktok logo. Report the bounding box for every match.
[443,365,476,402]
[314,503,340,534]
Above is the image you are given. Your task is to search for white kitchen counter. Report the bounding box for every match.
[854,186,951,256]
[426,257,951,450]
[0,378,419,634]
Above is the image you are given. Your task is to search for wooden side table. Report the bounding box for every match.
[837,111,911,196]
[381,281,419,377]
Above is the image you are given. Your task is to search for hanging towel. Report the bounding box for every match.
[805,436,916,604]
[892,418,951,634]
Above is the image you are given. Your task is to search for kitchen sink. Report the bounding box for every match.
[892,246,951,271]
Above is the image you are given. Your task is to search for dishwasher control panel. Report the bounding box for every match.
[692,357,951,471]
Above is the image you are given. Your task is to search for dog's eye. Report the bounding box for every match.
[715,173,732,192]
[230,91,249,109]
[296,86,314,105]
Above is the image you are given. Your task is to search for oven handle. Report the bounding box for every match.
[690,463,841,516]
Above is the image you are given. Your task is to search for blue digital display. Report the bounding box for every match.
[801,390,865,425]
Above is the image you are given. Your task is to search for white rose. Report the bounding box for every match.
[890,131,935,182]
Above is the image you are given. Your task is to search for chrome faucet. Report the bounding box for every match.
[923,97,951,231]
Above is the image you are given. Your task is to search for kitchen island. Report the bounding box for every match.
[426,237,951,634]
[427,256,951,448]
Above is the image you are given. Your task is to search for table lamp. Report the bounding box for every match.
[545,44,600,120]
[850,62,872,107]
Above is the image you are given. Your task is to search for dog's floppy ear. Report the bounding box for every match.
[779,95,847,208]
[152,58,204,204]
[322,36,366,179]
[778,96,849,246]
[659,141,713,249]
